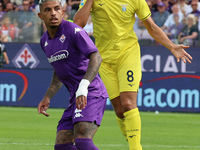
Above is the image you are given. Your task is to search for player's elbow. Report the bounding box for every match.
[73,14,87,28]
[90,51,102,65]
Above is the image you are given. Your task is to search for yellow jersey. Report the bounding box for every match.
[80,0,151,63]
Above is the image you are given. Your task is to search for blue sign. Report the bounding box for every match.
[0,69,69,108]
[140,46,199,73]
[138,73,200,112]
[1,44,200,112]
[3,43,200,73]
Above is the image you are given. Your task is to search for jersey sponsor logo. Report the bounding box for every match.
[99,3,106,6]
[74,27,82,34]
[47,50,69,63]
[119,4,129,12]
[0,70,28,101]
[12,44,40,69]
[59,34,66,43]
[74,108,83,118]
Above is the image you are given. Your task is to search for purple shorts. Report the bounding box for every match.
[57,96,107,132]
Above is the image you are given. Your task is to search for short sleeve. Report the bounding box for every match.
[79,0,92,11]
[72,27,98,58]
[135,0,151,21]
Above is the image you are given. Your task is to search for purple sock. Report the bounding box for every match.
[75,138,100,150]
[54,143,78,150]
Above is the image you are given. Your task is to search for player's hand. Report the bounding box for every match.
[75,79,90,110]
[76,95,87,110]
[170,44,193,63]
[38,98,50,117]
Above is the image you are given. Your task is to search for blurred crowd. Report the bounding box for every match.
[135,0,200,46]
[0,0,200,46]
[0,0,82,43]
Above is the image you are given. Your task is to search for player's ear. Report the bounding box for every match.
[62,9,65,17]
[38,13,43,20]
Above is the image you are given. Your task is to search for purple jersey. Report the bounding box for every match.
[40,20,108,103]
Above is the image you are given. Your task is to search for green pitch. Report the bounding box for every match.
[0,107,200,150]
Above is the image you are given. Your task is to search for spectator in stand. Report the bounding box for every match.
[83,14,95,43]
[168,0,178,13]
[68,0,81,20]
[162,0,172,13]
[153,2,170,28]
[147,0,155,17]
[165,14,184,44]
[4,2,19,39]
[136,1,155,43]
[187,0,200,25]
[0,15,15,42]
[162,4,184,31]
[13,2,20,11]
[4,2,13,12]
[187,0,200,13]
[4,2,17,24]
[2,0,10,10]
[0,2,5,25]
[187,0,200,15]
[135,19,154,44]
[17,0,36,42]
[29,0,36,12]
[177,0,190,16]
[149,0,161,12]
[178,14,199,46]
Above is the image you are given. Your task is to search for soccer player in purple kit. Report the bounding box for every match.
[37,0,108,150]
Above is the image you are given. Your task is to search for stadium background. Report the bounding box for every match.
[1,43,200,113]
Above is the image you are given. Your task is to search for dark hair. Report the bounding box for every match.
[39,0,62,12]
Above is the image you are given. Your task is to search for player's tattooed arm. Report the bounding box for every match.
[44,70,63,100]
[83,51,102,82]
[38,71,63,116]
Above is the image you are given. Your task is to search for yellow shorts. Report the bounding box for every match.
[99,42,142,100]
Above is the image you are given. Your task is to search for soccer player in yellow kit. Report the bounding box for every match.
[74,0,193,149]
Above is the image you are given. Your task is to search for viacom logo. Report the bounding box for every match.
[137,74,200,112]
[0,70,28,102]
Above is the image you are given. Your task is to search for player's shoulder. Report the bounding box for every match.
[62,20,85,36]
[63,20,82,30]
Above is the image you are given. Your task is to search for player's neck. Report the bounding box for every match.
[47,27,58,38]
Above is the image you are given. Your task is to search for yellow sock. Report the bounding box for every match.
[116,116,127,141]
[124,108,142,150]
